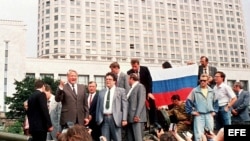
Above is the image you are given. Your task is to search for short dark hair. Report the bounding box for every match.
[105,72,117,82]
[215,71,226,81]
[200,56,209,62]
[44,84,51,92]
[88,81,97,87]
[129,73,139,81]
[34,80,45,89]
[162,61,172,69]
[171,94,180,101]
[159,132,177,141]
[109,62,120,69]
[131,59,140,65]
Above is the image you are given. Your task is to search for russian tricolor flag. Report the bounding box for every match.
[150,64,198,107]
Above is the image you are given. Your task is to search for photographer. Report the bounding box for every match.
[156,125,191,141]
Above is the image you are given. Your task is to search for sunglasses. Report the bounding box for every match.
[200,80,207,82]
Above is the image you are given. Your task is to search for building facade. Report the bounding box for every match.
[38,0,248,68]
[0,20,26,112]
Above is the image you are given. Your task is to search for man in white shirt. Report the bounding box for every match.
[213,71,237,130]
[96,72,128,141]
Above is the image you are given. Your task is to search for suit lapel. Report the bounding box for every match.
[66,83,77,99]
[90,92,98,107]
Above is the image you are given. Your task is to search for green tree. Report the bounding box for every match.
[5,77,60,123]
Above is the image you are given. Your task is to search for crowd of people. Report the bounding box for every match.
[23,57,250,141]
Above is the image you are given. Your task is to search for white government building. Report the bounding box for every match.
[1,0,250,112]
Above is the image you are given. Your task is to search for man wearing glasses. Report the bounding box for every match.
[96,72,128,141]
[186,74,218,141]
[213,71,237,130]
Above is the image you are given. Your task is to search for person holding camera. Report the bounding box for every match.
[185,74,219,141]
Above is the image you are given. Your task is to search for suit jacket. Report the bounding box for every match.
[96,87,128,127]
[55,83,89,125]
[27,90,52,134]
[127,83,147,123]
[47,95,61,140]
[117,72,130,94]
[198,65,217,87]
[87,91,99,124]
[232,90,250,122]
[127,66,152,95]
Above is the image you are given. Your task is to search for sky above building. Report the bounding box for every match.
[0,0,250,60]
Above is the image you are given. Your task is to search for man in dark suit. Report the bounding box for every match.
[87,81,101,141]
[110,62,130,94]
[27,80,53,141]
[231,82,250,124]
[127,73,147,141]
[127,59,158,127]
[96,72,128,141]
[55,69,89,129]
[198,56,217,88]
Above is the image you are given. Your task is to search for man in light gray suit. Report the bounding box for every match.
[109,62,130,94]
[55,69,89,130]
[96,72,128,141]
[126,73,147,141]
[231,82,250,124]
[44,84,61,141]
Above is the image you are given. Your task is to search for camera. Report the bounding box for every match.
[169,123,176,131]
[181,131,193,138]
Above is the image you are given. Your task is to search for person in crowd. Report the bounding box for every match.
[213,71,237,130]
[126,73,147,141]
[58,124,93,141]
[109,62,130,141]
[162,61,172,69]
[231,82,250,124]
[167,94,192,133]
[44,84,62,141]
[156,126,189,141]
[55,69,89,130]
[96,72,128,141]
[87,81,101,141]
[27,80,53,141]
[198,56,217,88]
[127,59,158,128]
[205,127,224,141]
[23,100,30,136]
[109,62,130,94]
[186,74,218,141]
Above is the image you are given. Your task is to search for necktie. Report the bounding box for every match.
[105,89,110,109]
[89,94,93,106]
[236,92,239,98]
[72,84,76,95]
[204,68,207,74]
[135,71,140,80]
